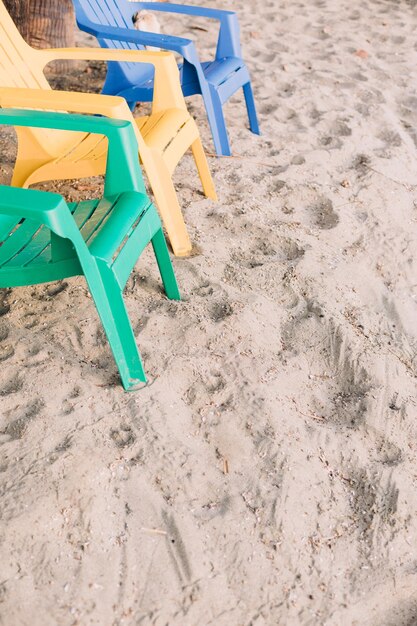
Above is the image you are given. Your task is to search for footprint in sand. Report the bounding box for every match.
[351,153,372,178]
[374,433,403,467]
[331,119,352,137]
[378,129,402,148]
[291,154,306,165]
[33,281,68,301]
[110,425,136,449]
[24,343,51,368]
[259,101,279,117]
[21,312,38,329]
[282,310,371,429]
[0,373,23,397]
[210,300,234,323]
[0,291,10,317]
[0,399,44,442]
[311,197,340,230]
[343,463,399,555]
[378,598,417,626]
[0,324,13,362]
[192,282,214,298]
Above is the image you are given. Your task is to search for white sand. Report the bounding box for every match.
[1,0,417,624]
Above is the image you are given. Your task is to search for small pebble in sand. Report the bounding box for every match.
[354,49,369,59]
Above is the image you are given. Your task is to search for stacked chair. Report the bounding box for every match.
[0,0,259,389]
[0,1,216,257]
[72,0,260,157]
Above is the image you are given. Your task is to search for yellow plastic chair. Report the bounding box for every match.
[0,1,217,256]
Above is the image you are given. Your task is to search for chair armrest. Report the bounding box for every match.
[129,2,234,20]
[37,48,189,111]
[38,45,191,68]
[0,88,132,121]
[0,86,148,159]
[72,20,194,60]
[0,184,78,240]
[0,185,67,221]
[0,98,133,137]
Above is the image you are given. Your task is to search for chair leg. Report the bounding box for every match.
[243,82,260,135]
[144,154,192,257]
[201,86,232,157]
[12,132,51,188]
[11,160,42,188]
[191,138,218,201]
[84,260,147,390]
[151,228,181,300]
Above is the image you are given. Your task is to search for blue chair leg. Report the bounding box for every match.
[201,85,232,156]
[243,81,260,135]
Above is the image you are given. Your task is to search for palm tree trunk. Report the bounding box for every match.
[28,0,75,50]
[4,0,75,71]
[3,0,30,39]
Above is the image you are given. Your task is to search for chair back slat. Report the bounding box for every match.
[0,2,50,89]
[0,2,70,153]
[0,215,20,239]
[75,0,151,84]
[5,224,50,267]
[0,221,45,267]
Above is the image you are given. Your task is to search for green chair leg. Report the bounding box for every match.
[152,228,181,301]
[85,261,147,390]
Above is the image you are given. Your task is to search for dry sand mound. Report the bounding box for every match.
[1,1,417,624]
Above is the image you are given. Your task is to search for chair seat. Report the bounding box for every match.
[0,201,90,270]
[0,205,82,286]
[0,191,151,287]
[194,58,245,87]
[181,59,250,101]
[121,58,246,98]
[51,108,191,169]
[136,108,191,151]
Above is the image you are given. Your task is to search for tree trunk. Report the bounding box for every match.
[3,0,30,39]
[28,0,75,50]
[4,0,76,72]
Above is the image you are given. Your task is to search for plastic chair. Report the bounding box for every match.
[72,0,260,156]
[0,0,217,257]
[0,107,180,390]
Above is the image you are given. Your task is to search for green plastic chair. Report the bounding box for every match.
[0,108,180,391]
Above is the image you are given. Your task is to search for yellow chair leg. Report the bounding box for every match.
[191,138,218,201]
[11,161,43,188]
[12,130,54,188]
[145,154,193,257]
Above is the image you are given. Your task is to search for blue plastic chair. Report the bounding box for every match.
[72,0,260,156]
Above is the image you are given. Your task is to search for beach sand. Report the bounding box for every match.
[1,0,417,624]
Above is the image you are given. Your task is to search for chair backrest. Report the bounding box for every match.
[0,1,73,153]
[73,0,152,86]
[75,0,137,33]
[0,109,147,267]
[0,1,50,90]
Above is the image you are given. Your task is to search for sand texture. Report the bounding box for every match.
[1,0,417,624]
